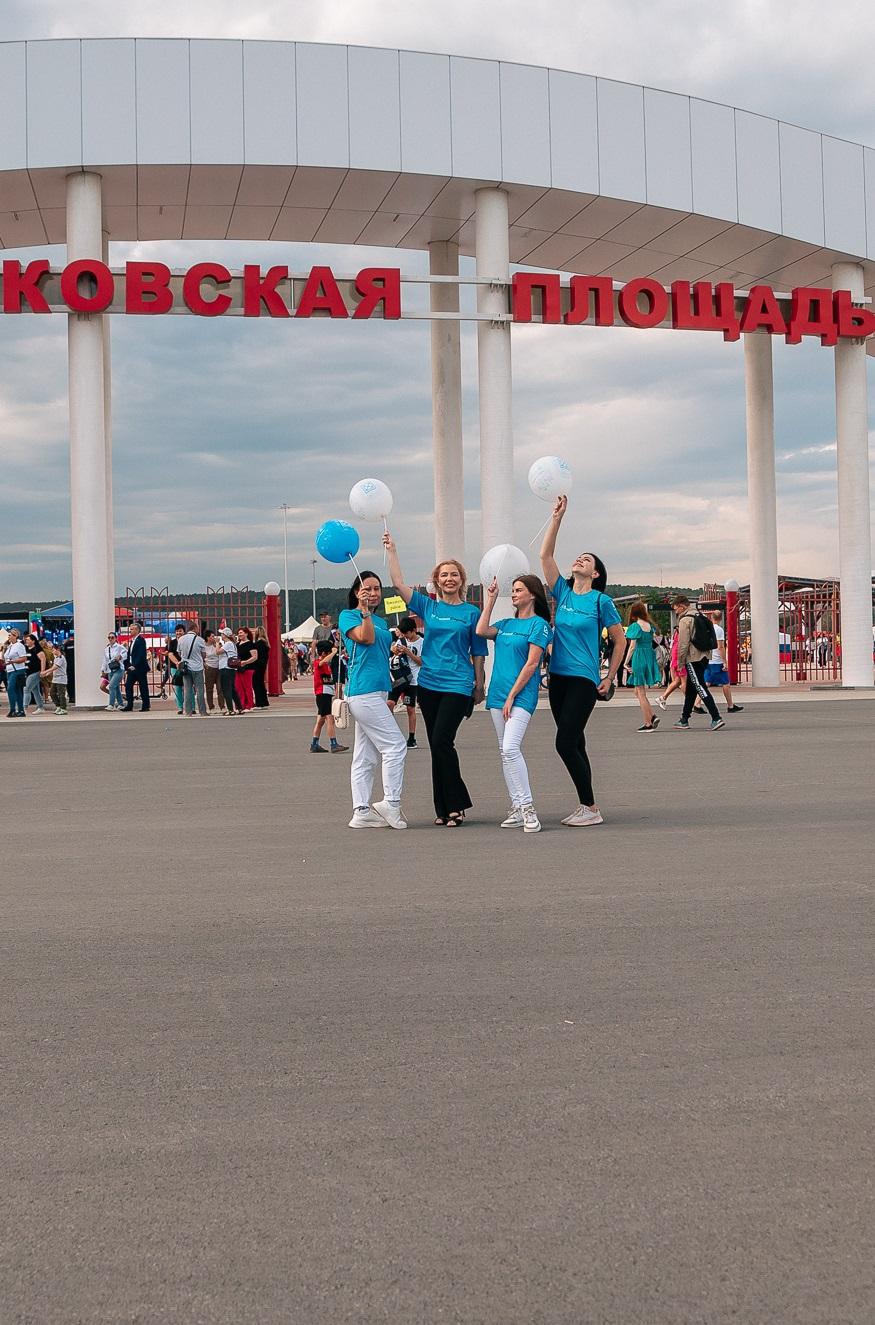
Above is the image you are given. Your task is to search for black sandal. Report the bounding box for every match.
[434,816,447,826]
[446,812,465,827]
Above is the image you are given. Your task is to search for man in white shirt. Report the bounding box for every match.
[2,629,27,716]
[178,623,208,716]
[704,611,744,714]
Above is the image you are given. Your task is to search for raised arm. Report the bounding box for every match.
[382,532,414,604]
[475,577,500,640]
[344,584,376,645]
[540,494,567,587]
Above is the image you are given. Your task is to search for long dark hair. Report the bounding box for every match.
[566,553,608,594]
[347,569,382,609]
[513,575,551,622]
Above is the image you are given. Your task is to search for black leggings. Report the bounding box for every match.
[417,686,473,819]
[547,674,599,806]
[220,668,240,712]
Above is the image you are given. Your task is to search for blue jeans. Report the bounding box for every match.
[23,671,45,710]
[6,670,25,715]
[108,668,124,707]
[183,669,207,715]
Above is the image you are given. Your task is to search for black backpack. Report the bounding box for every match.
[689,611,718,654]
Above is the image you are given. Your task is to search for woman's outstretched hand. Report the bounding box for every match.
[551,494,568,521]
[382,531,396,554]
[486,576,500,599]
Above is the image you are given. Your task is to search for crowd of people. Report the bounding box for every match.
[1,494,746,834]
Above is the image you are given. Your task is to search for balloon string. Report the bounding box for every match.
[349,552,363,585]
[382,516,388,566]
[528,514,553,548]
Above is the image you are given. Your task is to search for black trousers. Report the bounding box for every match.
[547,674,599,806]
[124,669,150,711]
[417,686,473,819]
[681,659,720,722]
[220,668,241,712]
[253,666,269,707]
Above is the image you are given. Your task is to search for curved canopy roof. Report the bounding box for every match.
[1,38,875,303]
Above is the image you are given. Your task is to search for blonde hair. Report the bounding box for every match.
[431,558,468,600]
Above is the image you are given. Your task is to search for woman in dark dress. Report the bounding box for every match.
[253,626,271,708]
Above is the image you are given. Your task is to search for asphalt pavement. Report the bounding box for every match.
[2,699,873,1323]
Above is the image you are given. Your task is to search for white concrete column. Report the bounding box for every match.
[832,262,873,687]
[67,171,111,707]
[475,188,513,555]
[429,241,465,562]
[743,331,780,687]
[102,229,116,629]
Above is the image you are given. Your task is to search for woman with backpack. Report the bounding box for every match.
[671,595,724,730]
[540,495,626,826]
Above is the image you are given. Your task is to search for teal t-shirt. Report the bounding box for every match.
[549,578,620,684]
[486,616,553,715]
[409,590,488,694]
[338,609,392,696]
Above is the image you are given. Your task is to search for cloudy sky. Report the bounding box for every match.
[1,0,874,601]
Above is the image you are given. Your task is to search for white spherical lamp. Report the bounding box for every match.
[724,578,740,593]
[264,581,281,597]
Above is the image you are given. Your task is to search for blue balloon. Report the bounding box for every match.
[315,519,361,564]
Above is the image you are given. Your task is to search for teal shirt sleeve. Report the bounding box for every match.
[528,617,553,652]
[599,593,622,628]
[470,606,488,658]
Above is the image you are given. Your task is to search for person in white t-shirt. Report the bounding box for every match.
[387,616,424,749]
[2,629,28,716]
[215,628,241,716]
[704,612,744,714]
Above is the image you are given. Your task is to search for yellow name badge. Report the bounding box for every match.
[383,595,407,614]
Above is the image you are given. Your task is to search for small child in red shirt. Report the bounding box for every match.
[310,640,348,754]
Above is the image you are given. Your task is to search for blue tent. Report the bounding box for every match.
[41,601,74,619]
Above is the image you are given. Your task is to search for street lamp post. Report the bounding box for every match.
[310,558,317,620]
[280,503,290,634]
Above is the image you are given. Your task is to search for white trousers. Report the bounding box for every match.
[490,706,534,807]
[349,692,407,809]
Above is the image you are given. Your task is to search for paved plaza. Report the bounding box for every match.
[3,698,874,1323]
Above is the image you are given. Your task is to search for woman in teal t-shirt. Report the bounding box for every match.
[337,569,408,830]
[383,531,488,827]
[476,575,553,834]
[540,494,626,827]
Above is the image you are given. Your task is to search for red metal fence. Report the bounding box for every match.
[735,578,841,685]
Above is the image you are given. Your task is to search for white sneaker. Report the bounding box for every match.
[656,696,667,710]
[500,807,524,828]
[372,799,408,830]
[348,809,389,829]
[522,804,541,833]
[561,805,604,827]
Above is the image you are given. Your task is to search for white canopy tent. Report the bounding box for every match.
[282,615,319,643]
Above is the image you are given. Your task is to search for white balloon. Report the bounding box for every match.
[349,477,393,521]
[528,455,573,503]
[479,544,530,592]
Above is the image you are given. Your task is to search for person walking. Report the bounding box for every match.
[383,532,487,827]
[46,643,69,713]
[706,611,744,714]
[103,631,127,710]
[2,629,28,717]
[166,626,185,714]
[252,626,271,709]
[672,596,724,730]
[339,570,408,829]
[540,495,626,826]
[123,622,151,712]
[216,628,241,715]
[22,635,47,713]
[178,622,207,716]
[625,602,662,732]
[203,630,225,713]
[656,627,686,711]
[310,639,348,754]
[476,574,553,833]
[235,628,257,711]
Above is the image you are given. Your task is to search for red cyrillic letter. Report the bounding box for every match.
[512,273,561,324]
[353,267,401,320]
[3,259,51,313]
[671,280,740,341]
[618,278,669,329]
[833,290,875,340]
[785,287,838,345]
[563,275,614,326]
[60,259,115,313]
[243,264,290,318]
[294,266,349,319]
[738,285,787,336]
[125,262,173,315]
[182,263,232,317]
